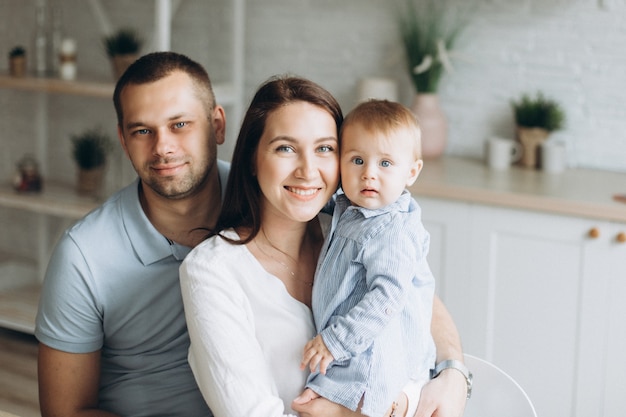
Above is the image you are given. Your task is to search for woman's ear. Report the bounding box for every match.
[405,159,423,187]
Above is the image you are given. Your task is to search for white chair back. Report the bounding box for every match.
[463,354,537,417]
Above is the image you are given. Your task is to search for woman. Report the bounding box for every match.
[179,76,465,417]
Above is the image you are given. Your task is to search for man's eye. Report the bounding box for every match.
[135,129,150,136]
[174,122,187,129]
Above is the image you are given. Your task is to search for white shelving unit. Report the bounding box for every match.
[0,0,245,334]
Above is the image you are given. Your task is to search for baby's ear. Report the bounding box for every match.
[406,159,423,187]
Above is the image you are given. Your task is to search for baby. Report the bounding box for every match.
[296,99,437,417]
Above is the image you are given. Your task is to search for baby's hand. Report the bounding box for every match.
[300,335,334,374]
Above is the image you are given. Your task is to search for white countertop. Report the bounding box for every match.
[409,156,626,223]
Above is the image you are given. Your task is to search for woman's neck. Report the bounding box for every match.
[248,216,323,307]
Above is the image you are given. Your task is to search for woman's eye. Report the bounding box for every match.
[381,160,391,168]
[318,145,335,153]
[276,145,294,153]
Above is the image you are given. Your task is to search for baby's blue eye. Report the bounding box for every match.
[381,160,391,168]
[353,157,364,165]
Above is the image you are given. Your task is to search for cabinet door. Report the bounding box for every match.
[596,223,626,417]
[418,197,471,330]
[469,205,595,417]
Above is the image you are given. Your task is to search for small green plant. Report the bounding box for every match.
[71,128,113,170]
[9,46,26,58]
[512,92,565,132]
[397,0,466,93]
[103,28,142,57]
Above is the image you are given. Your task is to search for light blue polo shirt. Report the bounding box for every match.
[35,160,229,417]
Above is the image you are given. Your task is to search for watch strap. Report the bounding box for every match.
[430,359,473,399]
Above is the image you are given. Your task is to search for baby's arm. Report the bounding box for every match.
[300,334,335,374]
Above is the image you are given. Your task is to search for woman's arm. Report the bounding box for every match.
[413,295,467,417]
[180,245,294,417]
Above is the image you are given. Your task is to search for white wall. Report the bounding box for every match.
[2,0,626,183]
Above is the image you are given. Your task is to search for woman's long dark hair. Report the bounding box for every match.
[211,75,343,244]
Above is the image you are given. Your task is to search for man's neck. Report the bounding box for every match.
[139,174,221,248]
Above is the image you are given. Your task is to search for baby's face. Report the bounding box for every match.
[340,124,422,209]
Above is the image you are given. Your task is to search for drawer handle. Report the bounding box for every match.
[588,227,600,239]
[617,232,626,243]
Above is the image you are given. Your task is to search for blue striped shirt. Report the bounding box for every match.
[307,190,436,417]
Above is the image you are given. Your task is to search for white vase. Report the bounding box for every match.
[410,94,448,159]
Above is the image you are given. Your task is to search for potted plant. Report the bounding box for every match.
[397,0,466,158]
[8,46,26,77]
[103,28,142,79]
[71,127,113,196]
[511,92,565,168]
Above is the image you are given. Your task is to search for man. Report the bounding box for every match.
[36,52,468,417]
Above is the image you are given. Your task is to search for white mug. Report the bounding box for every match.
[486,137,522,170]
[540,141,567,173]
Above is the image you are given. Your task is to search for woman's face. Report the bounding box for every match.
[255,101,339,225]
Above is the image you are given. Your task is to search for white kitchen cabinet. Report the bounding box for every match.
[580,221,626,417]
[418,197,472,329]
[0,0,245,334]
[417,196,626,417]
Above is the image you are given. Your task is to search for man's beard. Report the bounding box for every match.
[143,157,212,200]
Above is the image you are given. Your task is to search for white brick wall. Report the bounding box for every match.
[1,0,625,278]
[441,0,626,172]
[3,0,625,181]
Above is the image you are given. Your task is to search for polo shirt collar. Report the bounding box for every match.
[120,160,231,266]
[120,179,187,265]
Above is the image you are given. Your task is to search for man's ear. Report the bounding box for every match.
[117,125,130,159]
[212,105,227,145]
[406,159,423,187]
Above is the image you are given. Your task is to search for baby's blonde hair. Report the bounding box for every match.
[340,99,422,160]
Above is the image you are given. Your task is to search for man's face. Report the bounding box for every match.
[117,71,225,199]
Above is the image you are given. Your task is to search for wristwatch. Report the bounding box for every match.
[430,359,473,399]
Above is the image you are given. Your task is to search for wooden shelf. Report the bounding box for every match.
[0,284,40,334]
[0,182,99,219]
[0,73,237,105]
[0,73,113,98]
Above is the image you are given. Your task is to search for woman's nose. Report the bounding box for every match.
[295,154,316,178]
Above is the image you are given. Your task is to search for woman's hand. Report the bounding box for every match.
[413,369,467,417]
[292,395,359,417]
[292,392,407,417]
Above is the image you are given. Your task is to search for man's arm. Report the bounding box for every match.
[413,295,467,417]
[431,295,463,363]
[38,344,119,417]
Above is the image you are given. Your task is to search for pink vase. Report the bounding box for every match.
[410,94,448,159]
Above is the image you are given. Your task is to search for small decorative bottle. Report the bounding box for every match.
[49,5,63,74]
[34,0,48,76]
[59,38,77,80]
